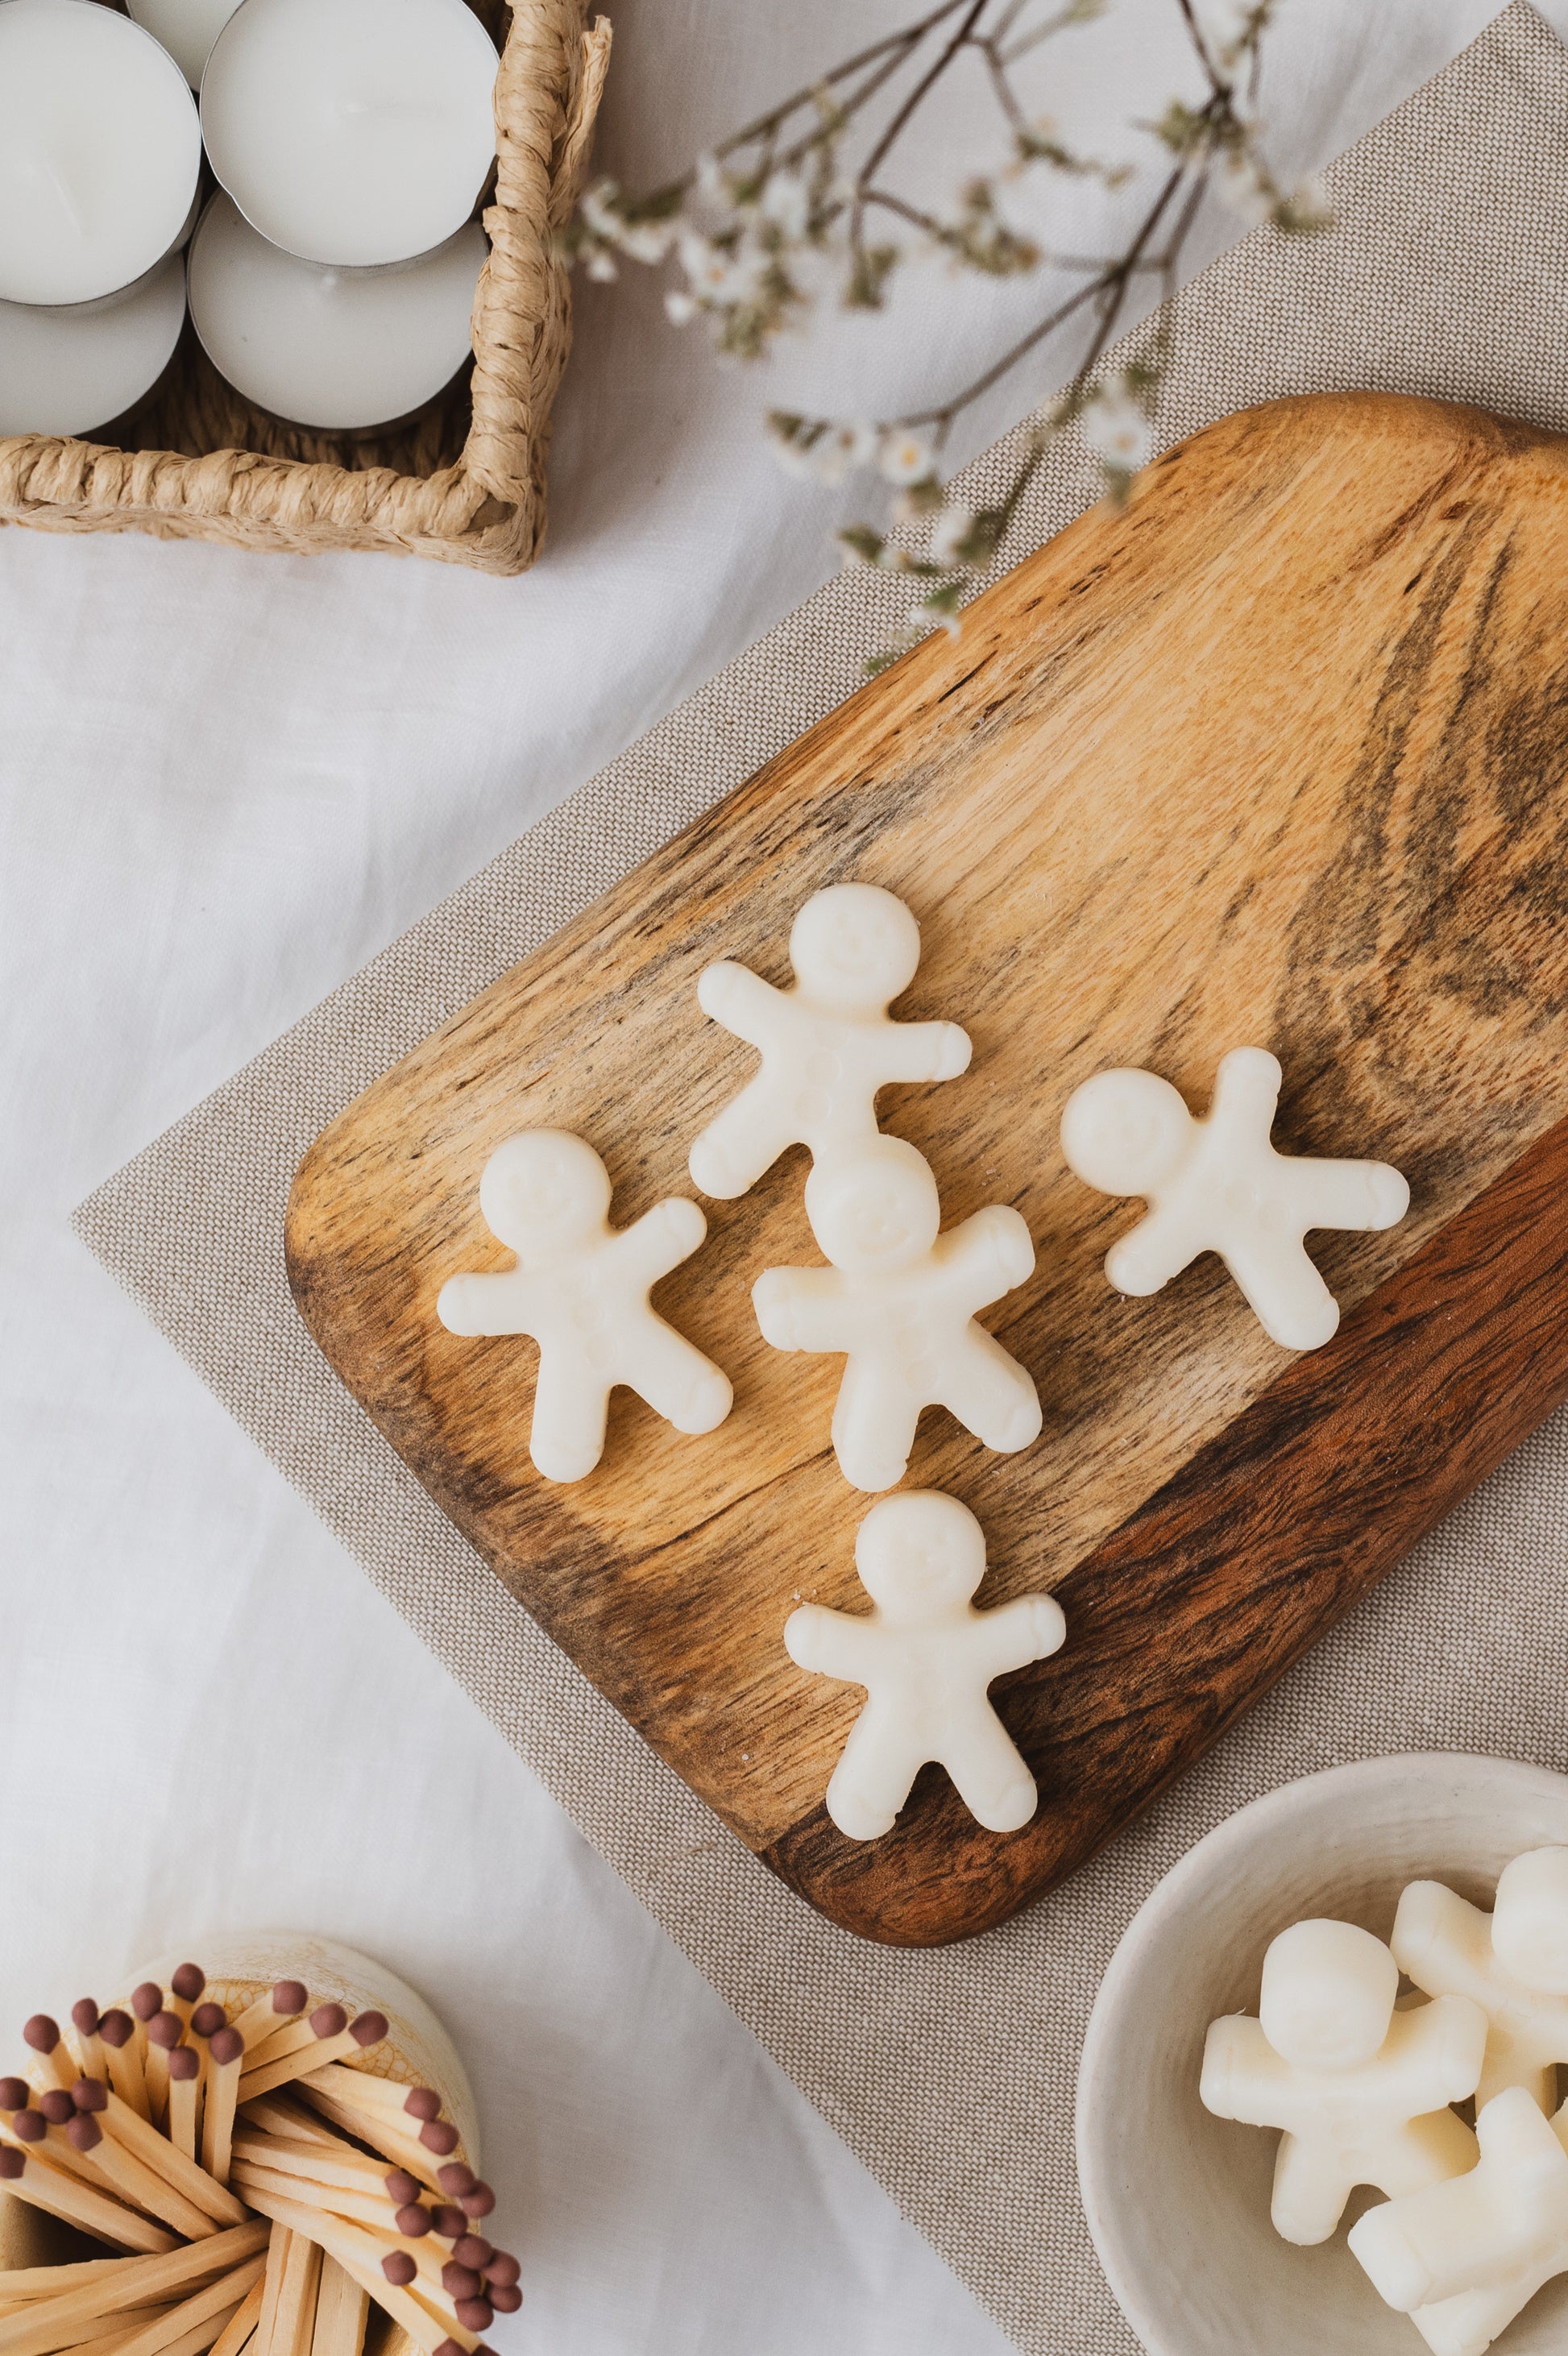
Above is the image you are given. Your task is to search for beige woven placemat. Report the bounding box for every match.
[74,9,1568,2346]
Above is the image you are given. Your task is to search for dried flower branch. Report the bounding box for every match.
[566,0,1329,670]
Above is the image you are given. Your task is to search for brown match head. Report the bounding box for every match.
[419,2119,459,2157]
[488,2286,521,2316]
[309,2004,346,2041]
[393,2205,430,2238]
[71,2000,101,2037]
[271,1981,307,2017]
[168,2047,199,2082]
[66,2113,103,2152]
[0,2076,30,2113]
[430,2205,468,2240]
[433,2341,465,2356]
[22,2016,59,2055]
[98,2010,133,2050]
[403,2086,441,2122]
[191,2002,226,2039]
[146,2012,185,2051]
[169,1965,205,2003]
[450,2238,491,2271]
[10,2110,45,2143]
[459,2183,496,2220]
[0,2147,21,2180]
[38,2090,74,2124]
[454,2302,493,2334]
[440,2264,480,2299]
[71,2079,107,2115]
[380,2253,417,2288]
[384,2170,421,2206]
[209,2028,243,2068]
[482,2256,519,2290]
[437,2163,475,2199]
[349,2010,387,2049]
[131,1984,163,2022]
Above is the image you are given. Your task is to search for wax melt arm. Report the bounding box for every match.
[1211,1045,1284,1128]
[975,1204,1035,1290]
[785,1603,877,1684]
[437,1271,524,1337]
[1397,1993,1489,2105]
[618,1195,707,1284]
[1391,1880,1474,1986]
[1105,1209,1191,1297]
[697,960,778,1042]
[1199,2014,1278,2122]
[753,1267,845,1351]
[975,1593,1065,1676]
[1293,1155,1411,1235]
[884,1020,973,1082]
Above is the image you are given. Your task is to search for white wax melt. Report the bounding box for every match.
[783,1491,1065,1840]
[1060,1045,1409,1350]
[436,1130,732,1484]
[1201,1918,1486,2244]
[689,884,971,1200]
[1349,2087,1568,2356]
[1394,1850,1568,2113]
[201,0,499,268]
[127,0,243,88]
[187,195,485,433]
[0,0,201,307]
[753,1135,1041,1491]
[0,250,185,438]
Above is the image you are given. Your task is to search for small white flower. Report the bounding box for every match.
[696,151,728,206]
[1082,380,1152,472]
[927,504,976,565]
[760,169,809,239]
[664,288,698,324]
[678,230,765,304]
[586,249,618,282]
[808,419,877,483]
[579,182,622,240]
[877,427,935,485]
[619,219,676,265]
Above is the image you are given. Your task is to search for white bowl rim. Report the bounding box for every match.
[1073,1751,1568,2356]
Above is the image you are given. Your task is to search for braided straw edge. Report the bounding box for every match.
[0,0,611,576]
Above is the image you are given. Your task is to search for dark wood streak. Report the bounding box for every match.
[763,1108,1568,1944]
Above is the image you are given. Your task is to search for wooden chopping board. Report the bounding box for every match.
[286,391,1568,1947]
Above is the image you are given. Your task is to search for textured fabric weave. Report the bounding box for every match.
[73,10,1568,2347]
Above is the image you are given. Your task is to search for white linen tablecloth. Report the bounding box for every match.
[3,5,1561,2347]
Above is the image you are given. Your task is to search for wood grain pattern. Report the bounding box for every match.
[286,391,1568,1944]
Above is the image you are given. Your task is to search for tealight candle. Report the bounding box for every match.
[0,250,186,438]
[187,194,487,434]
[201,0,499,268]
[126,0,243,89]
[0,0,201,307]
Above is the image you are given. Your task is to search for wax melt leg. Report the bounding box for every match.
[628,1323,732,1436]
[528,1353,612,1483]
[1410,2271,1549,2356]
[1225,1240,1341,1353]
[1270,2131,1350,2244]
[944,1711,1038,1835]
[688,1083,795,1201]
[942,1334,1042,1456]
[824,1719,924,1843]
[830,1364,919,1493]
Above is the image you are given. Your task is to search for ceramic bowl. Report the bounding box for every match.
[1076,1754,1568,2356]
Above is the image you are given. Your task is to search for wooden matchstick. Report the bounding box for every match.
[234,2098,337,2151]
[70,2002,107,2088]
[0,2220,267,2356]
[62,2109,218,2243]
[21,2020,77,2097]
[0,2146,176,2257]
[227,1987,307,2060]
[98,2014,150,2123]
[229,2163,412,2244]
[230,2134,397,2199]
[143,2014,185,2135]
[110,2256,268,2356]
[308,2262,366,2356]
[254,2224,294,2356]
[92,2087,249,2227]
[293,2094,444,2194]
[200,2030,243,2188]
[276,2229,322,2356]
[0,2259,136,2301]
[166,1969,205,2037]
[167,2049,201,2167]
[128,1989,162,2087]
[239,2014,386,2108]
[238,2024,317,2080]
[205,2278,264,2356]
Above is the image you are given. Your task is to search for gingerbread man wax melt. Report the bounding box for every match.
[688,883,971,1199]
[437,1130,732,1483]
[1394,1849,1568,2113]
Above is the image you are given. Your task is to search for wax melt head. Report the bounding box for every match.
[1060,1068,1193,1198]
[857,1490,987,1621]
[1259,1918,1397,2068]
[479,1130,611,1252]
[788,884,922,1011]
[1492,1848,1568,1991]
[804,1138,941,1271]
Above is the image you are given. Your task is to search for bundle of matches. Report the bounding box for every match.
[0,1968,519,2356]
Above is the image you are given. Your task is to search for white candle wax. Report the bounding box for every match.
[187,193,486,433]
[0,0,201,306]
[126,0,242,89]
[0,248,185,436]
[201,0,498,269]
